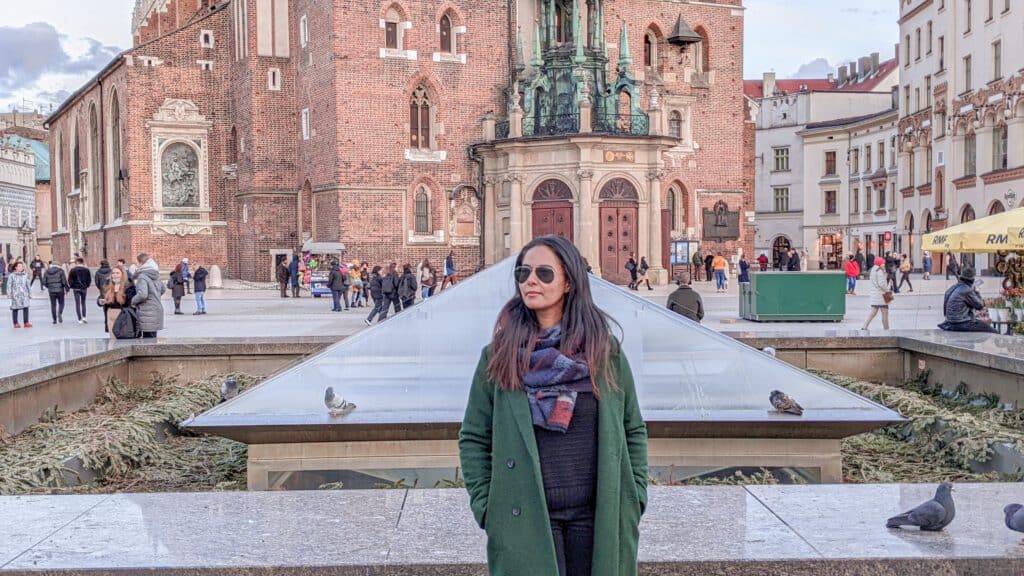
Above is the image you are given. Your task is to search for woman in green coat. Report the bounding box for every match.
[459,235,648,576]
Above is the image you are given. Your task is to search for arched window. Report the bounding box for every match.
[72,123,80,191]
[89,104,101,225]
[410,87,431,149]
[993,123,1008,170]
[55,132,65,228]
[385,8,401,50]
[694,27,710,73]
[666,187,677,230]
[109,91,123,218]
[668,110,682,138]
[643,31,655,68]
[440,14,453,53]
[228,126,238,164]
[414,187,430,233]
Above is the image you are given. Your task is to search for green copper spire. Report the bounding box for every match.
[572,0,584,63]
[515,26,525,71]
[618,21,631,67]
[530,19,543,67]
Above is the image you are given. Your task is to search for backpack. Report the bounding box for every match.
[112,307,141,339]
[625,260,636,272]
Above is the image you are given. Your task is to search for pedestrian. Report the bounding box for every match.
[181,258,192,294]
[98,264,137,338]
[800,249,809,271]
[29,256,44,291]
[667,275,704,322]
[854,250,865,280]
[712,252,728,292]
[193,263,208,315]
[364,265,386,325]
[778,249,790,272]
[898,254,914,293]
[787,249,801,272]
[922,251,933,281]
[884,252,899,293]
[863,249,875,279]
[94,259,112,293]
[7,261,31,328]
[691,250,703,281]
[862,257,892,331]
[624,253,638,289]
[276,259,291,298]
[328,260,349,312]
[945,252,960,281]
[398,263,417,309]
[169,263,186,315]
[361,262,372,302]
[704,252,714,282]
[738,254,750,283]
[42,260,70,324]
[286,254,299,298]
[938,267,996,333]
[67,258,93,324]
[382,262,401,317]
[349,259,363,308]
[302,258,312,292]
[131,253,166,338]
[757,252,768,272]
[441,250,458,291]
[459,234,647,576]
[844,254,860,295]
[636,257,652,290]
[419,259,435,300]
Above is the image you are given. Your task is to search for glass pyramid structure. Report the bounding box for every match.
[188,258,901,444]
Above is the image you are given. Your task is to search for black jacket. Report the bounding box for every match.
[328,265,349,290]
[942,281,984,324]
[276,263,291,283]
[738,259,750,283]
[382,272,399,296]
[368,273,384,300]
[787,253,801,272]
[69,266,92,291]
[94,265,112,291]
[43,267,69,294]
[30,259,44,275]
[778,252,790,271]
[193,267,208,292]
[398,272,417,300]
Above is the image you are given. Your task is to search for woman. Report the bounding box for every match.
[8,261,31,328]
[636,257,652,291]
[898,254,914,293]
[844,254,860,295]
[364,265,386,325]
[193,264,208,315]
[738,254,751,283]
[169,263,186,315]
[922,251,933,281]
[862,257,891,331]
[99,265,137,338]
[398,264,417,310]
[289,254,302,298]
[459,235,648,576]
[131,253,166,338]
[419,259,435,300]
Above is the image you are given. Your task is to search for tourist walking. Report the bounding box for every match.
[787,249,801,272]
[289,254,302,298]
[922,251,933,281]
[945,253,960,281]
[328,260,349,312]
[757,253,768,272]
[29,256,44,291]
[441,251,458,291]
[276,259,291,298]
[68,258,92,324]
[844,254,860,295]
[738,254,750,283]
[364,265,386,325]
[349,260,364,308]
[636,257,652,290]
[94,259,112,293]
[898,254,914,293]
[419,259,435,300]
[938,267,995,333]
[98,265,137,338]
[712,252,728,292]
[42,261,69,324]
[193,263,208,315]
[169,263,186,315]
[778,249,790,272]
[8,261,31,328]
[459,235,647,576]
[398,264,417,309]
[181,258,192,294]
[381,262,401,317]
[704,252,714,282]
[863,249,875,279]
[862,257,892,331]
[131,254,166,338]
[625,254,638,290]
[884,252,899,293]
[667,276,704,323]
[854,250,865,280]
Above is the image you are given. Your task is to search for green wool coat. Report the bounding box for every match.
[458,343,649,576]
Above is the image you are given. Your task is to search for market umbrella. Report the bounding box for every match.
[921,207,1024,253]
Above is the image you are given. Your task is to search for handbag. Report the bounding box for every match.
[883,291,895,304]
[112,307,142,339]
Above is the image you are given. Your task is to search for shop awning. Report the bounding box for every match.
[921,207,1024,253]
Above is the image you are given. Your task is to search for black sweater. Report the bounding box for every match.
[533,382,598,511]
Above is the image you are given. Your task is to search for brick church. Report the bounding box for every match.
[45,0,752,283]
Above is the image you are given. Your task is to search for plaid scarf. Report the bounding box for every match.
[522,326,591,433]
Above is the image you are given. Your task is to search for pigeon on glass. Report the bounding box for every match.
[886,482,955,531]
[1005,504,1024,535]
[769,390,803,416]
[762,347,777,358]
[220,378,239,403]
[325,386,356,416]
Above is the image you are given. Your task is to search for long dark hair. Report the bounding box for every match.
[487,235,616,396]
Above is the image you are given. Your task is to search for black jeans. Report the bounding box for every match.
[898,272,913,292]
[401,297,415,310]
[11,308,28,324]
[331,290,343,311]
[380,294,401,320]
[366,298,388,323]
[73,289,88,320]
[940,319,998,333]
[49,292,65,322]
[549,505,595,576]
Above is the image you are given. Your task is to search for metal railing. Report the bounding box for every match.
[495,120,510,140]
[524,113,580,137]
[592,113,650,136]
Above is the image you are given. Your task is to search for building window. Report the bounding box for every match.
[965,0,973,32]
[937,111,947,137]
[385,9,400,49]
[773,147,790,171]
[915,28,921,60]
[694,27,710,73]
[268,68,281,90]
[865,144,872,172]
[410,87,431,149]
[773,187,789,212]
[963,54,972,91]
[197,60,214,71]
[964,132,976,175]
[904,85,911,112]
[414,188,430,233]
[878,141,885,169]
[865,185,872,211]
[109,91,123,219]
[668,110,682,138]
[987,0,994,19]
[72,128,80,190]
[89,104,101,225]
[301,108,310,140]
[852,187,860,212]
[890,136,897,167]
[55,133,64,228]
[824,151,837,176]
[927,21,933,53]
[440,14,453,53]
[1005,0,1011,13]
[300,15,308,47]
[879,185,887,208]
[824,190,837,214]
[201,30,214,48]
[925,75,932,107]
[852,148,860,173]
[993,124,1008,170]
[909,152,916,187]
[666,187,677,229]
[904,35,911,65]
[992,40,1001,80]
[643,30,658,69]
[915,87,921,111]
[938,36,945,70]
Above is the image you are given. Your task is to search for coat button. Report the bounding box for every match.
[506,458,516,469]
[511,507,521,517]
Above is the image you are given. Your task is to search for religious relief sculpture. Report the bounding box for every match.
[161,143,200,208]
[714,200,728,226]
[450,186,481,245]
[702,199,740,241]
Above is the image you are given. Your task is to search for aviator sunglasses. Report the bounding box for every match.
[514,264,557,284]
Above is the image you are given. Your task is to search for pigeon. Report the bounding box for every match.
[1005,504,1024,535]
[762,346,777,358]
[886,482,955,531]
[769,390,803,416]
[220,378,239,403]
[324,386,356,416]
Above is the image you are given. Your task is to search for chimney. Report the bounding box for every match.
[871,52,880,75]
[763,71,777,97]
[838,65,848,85]
[859,57,871,79]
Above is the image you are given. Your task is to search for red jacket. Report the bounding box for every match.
[845,260,861,278]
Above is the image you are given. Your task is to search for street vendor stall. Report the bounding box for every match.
[301,240,346,298]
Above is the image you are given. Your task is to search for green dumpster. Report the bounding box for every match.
[740,272,846,322]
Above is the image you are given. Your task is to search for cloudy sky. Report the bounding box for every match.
[0,0,898,113]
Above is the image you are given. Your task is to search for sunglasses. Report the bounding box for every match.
[514,265,557,284]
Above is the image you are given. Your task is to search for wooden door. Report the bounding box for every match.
[599,202,638,284]
[531,202,573,241]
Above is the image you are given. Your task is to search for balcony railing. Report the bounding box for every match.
[495,120,510,140]
[523,113,580,137]
[592,113,650,136]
